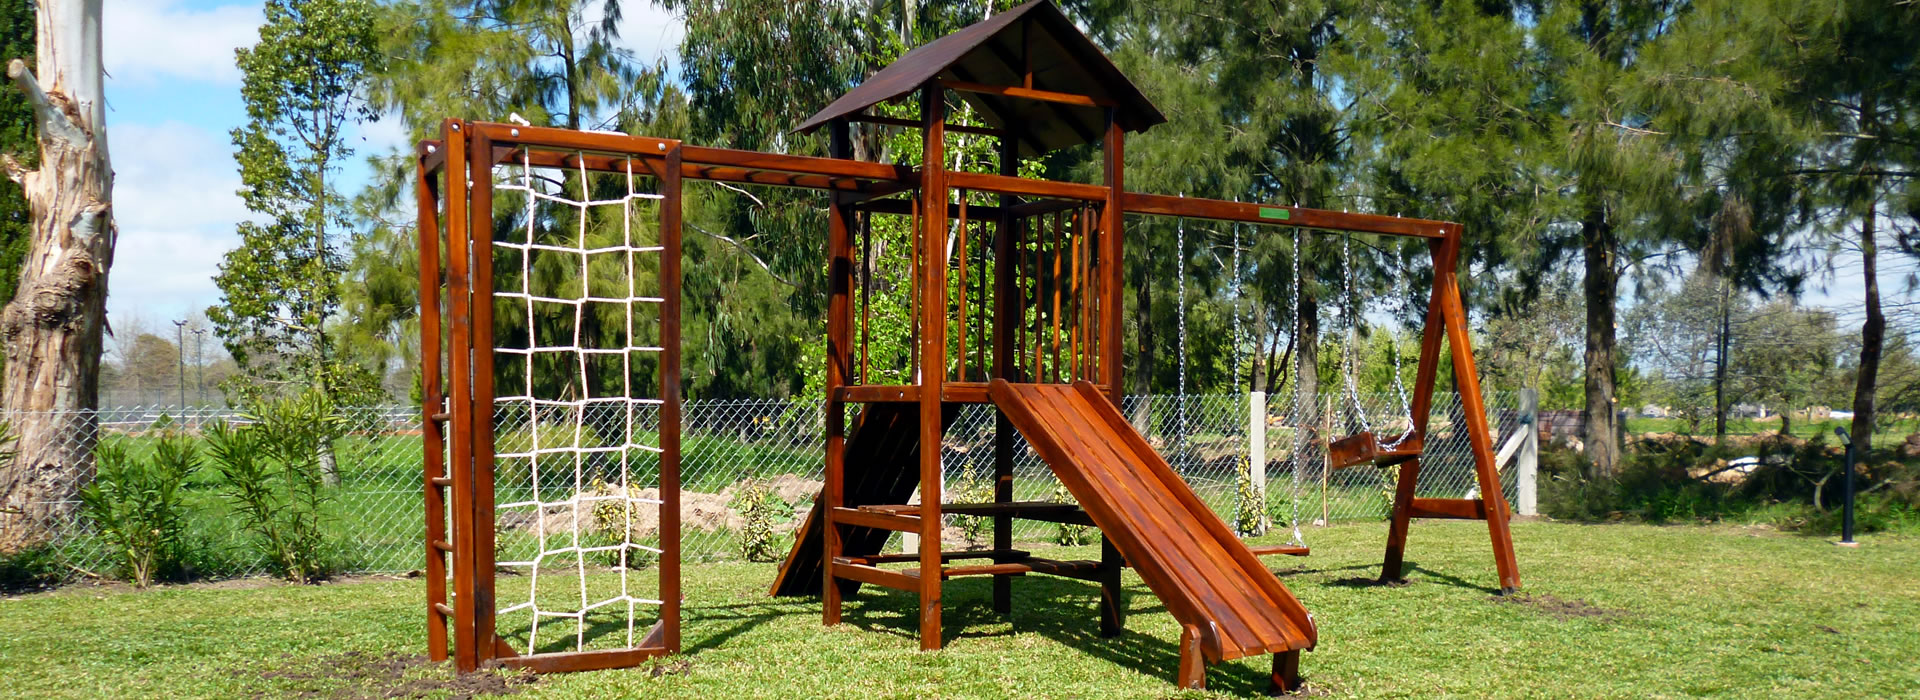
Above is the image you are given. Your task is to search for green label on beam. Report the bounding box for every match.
[1259,207,1291,220]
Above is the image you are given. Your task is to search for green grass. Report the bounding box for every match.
[1623,416,1904,449]
[4,520,1916,698]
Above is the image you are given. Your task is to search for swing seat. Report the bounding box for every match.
[1328,431,1424,471]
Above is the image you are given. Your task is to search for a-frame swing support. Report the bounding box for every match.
[1113,206,1521,594]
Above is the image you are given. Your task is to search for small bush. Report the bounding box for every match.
[1232,457,1263,536]
[1048,484,1095,546]
[0,544,64,591]
[951,465,993,546]
[206,392,342,583]
[77,431,200,587]
[732,481,785,563]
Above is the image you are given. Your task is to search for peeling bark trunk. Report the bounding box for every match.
[0,0,113,554]
[1581,208,1620,479]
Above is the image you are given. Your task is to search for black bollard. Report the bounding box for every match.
[1834,427,1857,547]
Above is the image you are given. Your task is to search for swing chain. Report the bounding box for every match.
[1287,226,1306,548]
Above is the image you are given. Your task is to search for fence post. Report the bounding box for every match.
[1248,391,1267,534]
[1518,387,1539,517]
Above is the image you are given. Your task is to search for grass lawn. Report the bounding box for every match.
[2,520,1915,699]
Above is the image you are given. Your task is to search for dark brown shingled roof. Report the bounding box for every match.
[793,0,1165,157]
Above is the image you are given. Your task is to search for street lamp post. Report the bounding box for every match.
[1834,426,1858,547]
[192,328,207,406]
[172,319,188,409]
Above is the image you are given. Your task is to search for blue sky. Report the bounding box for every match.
[100,0,686,333]
[99,0,1884,345]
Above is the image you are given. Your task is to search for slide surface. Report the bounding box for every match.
[991,380,1317,662]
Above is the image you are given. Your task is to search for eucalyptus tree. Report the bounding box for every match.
[0,0,113,552]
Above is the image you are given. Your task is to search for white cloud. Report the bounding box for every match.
[616,1,686,67]
[106,121,248,324]
[105,1,262,86]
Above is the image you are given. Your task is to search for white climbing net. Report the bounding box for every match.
[490,149,666,654]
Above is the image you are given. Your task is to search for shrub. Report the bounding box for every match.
[0,544,64,591]
[77,432,200,587]
[731,481,785,563]
[951,465,993,546]
[1048,484,1095,546]
[581,487,661,569]
[206,392,343,583]
[1232,456,1263,536]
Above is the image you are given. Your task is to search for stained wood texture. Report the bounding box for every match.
[990,380,1317,667]
[1326,431,1424,470]
[770,402,960,597]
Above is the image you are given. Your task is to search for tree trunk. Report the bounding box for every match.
[1130,258,1153,429]
[1580,208,1620,478]
[0,0,112,554]
[1713,278,1730,441]
[1851,202,1883,454]
[1295,292,1320,430]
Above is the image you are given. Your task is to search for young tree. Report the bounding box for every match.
[210,0,382,484]
[0,0,113,553]
[209,0,382,410]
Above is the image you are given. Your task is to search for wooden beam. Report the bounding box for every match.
[1121,192,1450,239]
[848,112,1003,137]
[830,560,920,592]
[949,171,1107,201]
[830,506,922,533]
[939,78,1114,108]
[1408,497,1488,520]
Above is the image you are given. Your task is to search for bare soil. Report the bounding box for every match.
[253,650,533,699]
[1488,592,1627,621]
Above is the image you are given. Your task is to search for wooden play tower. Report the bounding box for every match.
[763,0,1520,692]
[424,0,1517,689]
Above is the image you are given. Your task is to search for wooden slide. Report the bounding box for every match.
[991,380,1317,668]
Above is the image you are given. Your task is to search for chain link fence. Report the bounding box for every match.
[18,389,1522,578]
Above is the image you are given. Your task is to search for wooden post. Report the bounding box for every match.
[1098,535,1125,636]
[439,121,477,673]
[992,134,1017,615]
[415,142,449,662]
[822,120,854,626]
[659,143,686,651]
[1271,650,1303,694]
[916,83,948,651]
[465,125,500,664]
[1381,234,1453,584]
[1432,227,1522,593]
[1249,390,1268,534]
[1518,388,1539,517]
[1100,110,1124,397]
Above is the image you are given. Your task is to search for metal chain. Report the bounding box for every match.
[1231,223,1242,390]
[1287,226,1306,547]
[1176,214,1187,448]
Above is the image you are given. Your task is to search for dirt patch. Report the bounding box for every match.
[1489,593,1626,621]
[1327,576,1412,589]
[498,474,824,540]
[254,650,533,699]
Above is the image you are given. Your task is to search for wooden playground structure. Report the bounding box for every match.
[419,0,1518,691]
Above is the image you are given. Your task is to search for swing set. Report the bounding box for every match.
[421,0,1517,690]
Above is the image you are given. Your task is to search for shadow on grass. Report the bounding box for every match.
[836,576,1280,697]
